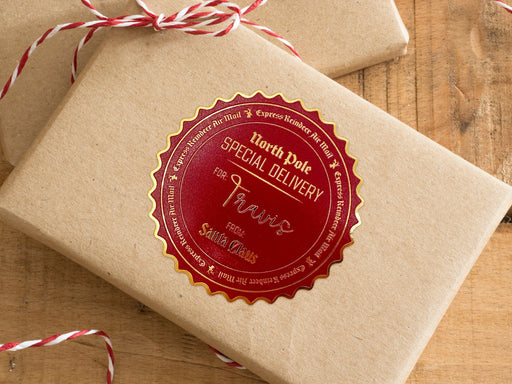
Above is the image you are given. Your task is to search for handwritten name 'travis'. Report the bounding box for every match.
[222,174,293,236]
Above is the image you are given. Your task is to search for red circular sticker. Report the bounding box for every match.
[149,92,362,303]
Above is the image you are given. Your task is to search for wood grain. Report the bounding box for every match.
[0,0,511,382]
[338,0,512,192]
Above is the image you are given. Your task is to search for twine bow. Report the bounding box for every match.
[0,0,299,101]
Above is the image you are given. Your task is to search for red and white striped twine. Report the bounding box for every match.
[0,330,114,384]
[209,346,246,369]
[1,0,511,102]
[0,0,299,101]
[0,329,244,382]
[493,0,512,13]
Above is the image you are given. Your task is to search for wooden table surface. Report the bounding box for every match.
[1,1,511,383]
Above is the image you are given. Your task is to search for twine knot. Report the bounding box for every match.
[152,13,165,31]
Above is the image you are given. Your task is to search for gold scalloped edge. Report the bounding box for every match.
[148,91,364,304]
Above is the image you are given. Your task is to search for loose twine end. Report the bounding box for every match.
[0,330,114,384]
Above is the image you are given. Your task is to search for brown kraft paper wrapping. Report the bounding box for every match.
[0,4,509,384]
[0,0,408,166]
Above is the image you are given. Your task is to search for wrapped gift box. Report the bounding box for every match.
[0,1,509,383]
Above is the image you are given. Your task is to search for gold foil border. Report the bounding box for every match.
[148,91,364,304]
